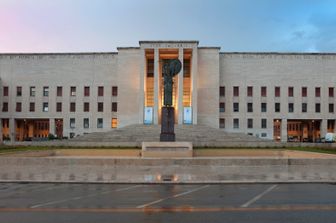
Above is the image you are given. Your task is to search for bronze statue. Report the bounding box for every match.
[162,59,182,106]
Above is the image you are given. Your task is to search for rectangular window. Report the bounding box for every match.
[302,103,307,113]
[288,87,294,97]
[219,118,225,128]
[302,87,307,97]
[247,119,253,129]
[3,86,9,96]
[315,87,321,97]
[83,118,89,129]
[43,86,49,97]
[84,86,90,97]
[29,102,35,112]
[329,87,334,97]
[247,103,253,112]
[275,86,280,97]
[219,86,225,97]
[261,86,267,97]
[57,86,62,97]
[97,118,103,128]
[233,86,239,97]
[98,102,104,112]
[16,86,22,97]
[112,102,118,112]
[43,102,49,112]
[56,102,62,112]
[275,103,280,112]
[70,102,76,112]
[233,102,239,112]
[30,86,36,97]
[70,118,76,128]
[233,118,239,129]
[315,103,321,113]
[247,86,253,97]
[2,102,8,112]
[84,102,90,112]
[112,86,118,96]
[261,119,267,129]
[16,102,22,112]
[261,103,267,112]
[329,103,334,113]
[288,103,294,113]
[219,102,225,112]
[70,86,76,96]
[111,118,118,128]
[98,86,104,97]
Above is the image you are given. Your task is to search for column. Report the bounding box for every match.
[153,48,159,124]
[178,48,184,124]
[281,118,287,142]
[191,47,198,124]
[0,119,2,144]
[9,118,15,144]
[49,118,55,136]
[320,119,327,139]
[139,48,145,124]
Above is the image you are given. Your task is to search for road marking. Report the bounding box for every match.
[241,184,277,208]
[30,185,141,208]
[137,185,210,209]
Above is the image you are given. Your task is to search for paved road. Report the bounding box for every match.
[0,183,336,223]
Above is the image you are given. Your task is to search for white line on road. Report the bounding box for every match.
[137,185,210,209]
[240,184,277,208]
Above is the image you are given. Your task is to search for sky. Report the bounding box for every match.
[0,0,336,53]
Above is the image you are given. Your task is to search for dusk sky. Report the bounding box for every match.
[1,0,336,53]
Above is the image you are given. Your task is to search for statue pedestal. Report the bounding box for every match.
[160,107,175,142]
[142,142,193,158]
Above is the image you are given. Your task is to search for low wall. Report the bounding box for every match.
[0,157,336,183]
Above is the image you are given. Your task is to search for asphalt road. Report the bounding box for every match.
[0,183,336,223]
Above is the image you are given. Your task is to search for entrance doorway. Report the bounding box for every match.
[55,119,63,138]
[287,119,321,142]
[15,119,49,141]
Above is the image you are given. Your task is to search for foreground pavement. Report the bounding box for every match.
[0,183,336,222]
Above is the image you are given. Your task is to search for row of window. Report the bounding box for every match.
[2,102,118,113]
[219,102,334,113]
[70,118,118,129]
[219,86,335,97]
[2,86,118,97]
[219,118,267,129]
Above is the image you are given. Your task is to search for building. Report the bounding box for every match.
[1,40,336,143]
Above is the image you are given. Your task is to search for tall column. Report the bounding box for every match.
[191,48,198,124]
[281,118,287,142]
[320,119,327,138]
[153,48,159,124]
[9,118,15,144]
[0,119,2,144]
[178,48,184,124]
[139,48,145,124]
[49,118,55,136]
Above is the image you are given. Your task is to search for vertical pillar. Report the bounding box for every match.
[320,119,327,139]
[153,48,159,124]
[49,118,55,136]
[9,118,15,144]
[191,47,198,124]
[281,118,287,142]
[139,48,145,124]
[178,48,184,124]
[0,119,2,144]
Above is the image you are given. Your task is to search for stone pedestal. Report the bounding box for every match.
[142,142,193,158]
[160,107,175,141]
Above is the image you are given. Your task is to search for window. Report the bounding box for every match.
[84,102,90,112]
[233,103,239,112]
[98,86,104,97]
[288,103,294,113]
[329,87,334,97]
[247,103,253,112]
[3,86,9,96]
[247,119,253,129]
[233,118,239,129]
[302,87,307,97]
[275,86,280,97]
[16,86,22,97]
[261,103,267,112]
[84,86,90,97]
[219,86,225,97]
[2,102,8,112]
[70,118,76,128]
[43,86,49,97]
[329,103,334,113]
[97,118,103,128]
[29,102,35,112]
[261,86,267,97]
[112,86,118,96]
[219,118,225,128]
[261,119,267,129]
[70,102,76,112]
[315,87,320,97]
[56,102,62,112]
[83,118,89,129]
[247,86,253,97]
[30,86,36,97]
[112,102,118,112]
[16,102,22,112]
[302,103,307,113]
[233,86,239,97]
[261,133,267,137]
[111,118,118,128]
[219,102,225,113]
[315,103,321,113]
[57,86,62,97]
[288,87,294,97]
[275,103,280,112]
[70,86,76,96]
[43,102,49,112]
[98,102,104,112]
